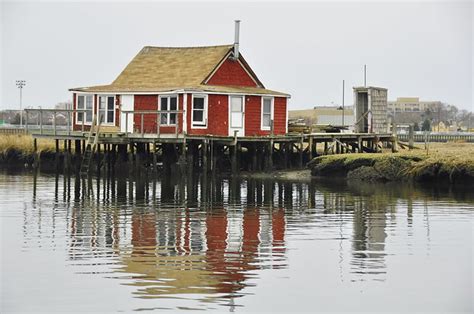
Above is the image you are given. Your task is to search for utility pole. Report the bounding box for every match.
[342,79,345,127]
[16,80,26,128]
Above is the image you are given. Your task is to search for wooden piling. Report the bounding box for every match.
[152,142,158,174]
[203,140,209,173]
[54,139,59,169]
[267,140,274,171]
[33,138,39,169]
[308,136,313,161]
[299,135,304,168]
[408,125,414,150]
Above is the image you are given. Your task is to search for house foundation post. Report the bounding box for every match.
[152,142,158,174]
[251,142,258,171]
[55,139,60,170]
[299,135,304,168]
[308,136,313,161]
[267,139,274,171]
[74,140,82,173]
[128,143,135,175]
[231,141,238,174]
[96,144,101,176]
[68,140,72,170]
[202,140,209,173]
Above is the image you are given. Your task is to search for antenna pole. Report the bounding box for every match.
[364,64,367,87]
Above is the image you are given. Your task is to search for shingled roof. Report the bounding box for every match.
[70,45,289,97]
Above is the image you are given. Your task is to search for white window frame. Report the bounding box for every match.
[76,94,94,125]
[261,97,274,131]
[98,95,116,125]
[191,94,208,128]
[159,95,178,126]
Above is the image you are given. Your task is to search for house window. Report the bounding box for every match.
[261,97,273,130]
[192,95,207,127]
[98,95,115,124]
[77,94,93,124]
[160,95,177,125]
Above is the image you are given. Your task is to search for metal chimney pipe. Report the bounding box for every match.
[234,20,240,60]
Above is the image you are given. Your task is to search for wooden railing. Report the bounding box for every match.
[398,132,474,143]
[24,108,87,135]
[23,108,185,138]
[122,110,184,138]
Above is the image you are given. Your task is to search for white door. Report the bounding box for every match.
[120,95,134,133]
[229,96,244,136]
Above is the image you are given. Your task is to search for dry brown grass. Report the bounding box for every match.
[0,134,57,155]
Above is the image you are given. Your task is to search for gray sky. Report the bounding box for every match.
[1,1,473,111]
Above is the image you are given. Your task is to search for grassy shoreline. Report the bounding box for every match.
[0,134,58,164]
[308,143,474,183]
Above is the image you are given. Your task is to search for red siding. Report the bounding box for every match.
[134,95,157,133]
[134,94,183,134]
[273,97,287,135]
[207,58,258,87]
[186,94,228,136]
[244,96,287,136]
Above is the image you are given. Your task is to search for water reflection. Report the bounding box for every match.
[17,169,473,310]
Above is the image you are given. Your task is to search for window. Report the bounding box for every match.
[192,95,207,127]
[230,96,243,128]
[98,95,115,124]
[77,94,93,124]
[261,97,273,130]
[160,95,177,125]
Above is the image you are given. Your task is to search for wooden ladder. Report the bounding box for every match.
[79,116,102,177]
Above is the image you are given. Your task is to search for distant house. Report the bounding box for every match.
[69,22,290,137]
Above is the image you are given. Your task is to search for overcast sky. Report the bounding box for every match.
[1,1,473,111]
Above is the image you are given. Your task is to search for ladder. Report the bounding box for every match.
[79,115,102,177]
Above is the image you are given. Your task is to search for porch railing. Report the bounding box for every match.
[121,110,184,138]
[23,108,184,138]
[24,108,86,136]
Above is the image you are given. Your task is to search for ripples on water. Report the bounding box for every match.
[1,170,473,312]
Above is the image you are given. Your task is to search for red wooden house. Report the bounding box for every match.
[70,22,290,137]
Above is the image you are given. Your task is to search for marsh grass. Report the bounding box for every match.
[308,142,474,183]
[0,134,57,157]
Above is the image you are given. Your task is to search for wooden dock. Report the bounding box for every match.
[22,108,396,175]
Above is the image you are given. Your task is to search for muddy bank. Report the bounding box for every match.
[307,153,474,184]
[239,169,312,181]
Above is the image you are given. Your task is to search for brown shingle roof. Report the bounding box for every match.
[69,45,289,97]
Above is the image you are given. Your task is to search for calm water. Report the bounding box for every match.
[0,170,472,313]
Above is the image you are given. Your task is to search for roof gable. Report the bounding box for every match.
[204,54,264,88]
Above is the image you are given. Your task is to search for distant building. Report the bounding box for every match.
[288,106,354,129]
[388,97,441,114]
[353,86,388,133]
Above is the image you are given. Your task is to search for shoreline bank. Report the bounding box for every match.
[307,151,474,184]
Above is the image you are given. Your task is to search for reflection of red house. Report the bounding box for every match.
[131,212,156,257]
[126,207,286,296]
[69,22,289,137]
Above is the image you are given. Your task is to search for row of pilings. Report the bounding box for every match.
[31,138,317,176]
